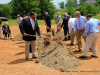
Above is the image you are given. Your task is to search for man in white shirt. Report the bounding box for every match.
[17,14,22,25]
[67,15,76,45]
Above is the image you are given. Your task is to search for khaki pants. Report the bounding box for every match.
[76,29,86,50]
[25,40,36,59]
[82,33,98,56]
[70,28,75,44]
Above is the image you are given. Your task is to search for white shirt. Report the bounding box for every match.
[17,17,22,24]
[68,18,75,33]
[29,17,35,30]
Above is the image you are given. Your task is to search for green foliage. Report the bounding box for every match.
[66,6,76,17]
[38,0,57,19]
[65,0,77,7]
[76,4,99,16]
[79,0,87,5]
[59,1,65,9]
[0,3,12,18]
[9,0,41,19]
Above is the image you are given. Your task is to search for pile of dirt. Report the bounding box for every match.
[11,33,23,41]
[37,31,81,72]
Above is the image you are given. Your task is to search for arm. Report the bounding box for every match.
[83,22,89,36]
[61,18,64,27]
[98,20,100,25]
[74,19,77,32]
[36,20,41,35]
[19,19,26,35]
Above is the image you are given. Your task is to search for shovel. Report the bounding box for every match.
[57,27,85,42]
[3,28,13,39]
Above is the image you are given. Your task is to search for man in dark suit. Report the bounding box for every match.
[19,12,41,61]
[45,12,51,32]
[61,13,70,41]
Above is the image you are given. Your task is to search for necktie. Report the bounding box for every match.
[57,16,58,18]
[33,20,35,30]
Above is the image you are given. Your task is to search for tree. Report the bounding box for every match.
[79,0,87,5]
[59,1,65,9]
[0,3,12,18]
[65,0,77,7]
[38,0,56,19]
[76,4,99,16]
[9,0,41,18]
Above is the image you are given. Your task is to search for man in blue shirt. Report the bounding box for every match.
[79,14,100,58]
[74,11,87,52]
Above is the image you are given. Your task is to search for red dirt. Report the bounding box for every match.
[0,25,100,75]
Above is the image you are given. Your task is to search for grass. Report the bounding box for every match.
[1,19,56,26]
[1,14,100,26]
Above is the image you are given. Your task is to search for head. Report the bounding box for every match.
[86,14,92,21]
[57,12,60,16]
[63,13,68,17]
[67,15,71,21]
[30,12,37,20]
[45,12,48,16]
[75,11,81,18]
[17,14,20,18]
[5,22,8,26]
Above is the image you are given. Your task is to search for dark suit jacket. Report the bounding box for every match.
[61,16,68,29]
[2,25,10,35]
[45,15,51,27]
[19,17,41,41]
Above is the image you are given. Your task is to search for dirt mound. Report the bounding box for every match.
[37,31,81,71]
[11,33,23,41]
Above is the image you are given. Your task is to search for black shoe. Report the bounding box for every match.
[32,57,38,59]
[63,39,67,41]
[75,49,81,52]
[91,55,98,58]
[79,56,87,58]
[69,43,74,45]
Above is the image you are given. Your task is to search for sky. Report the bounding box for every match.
[0,0,79,9]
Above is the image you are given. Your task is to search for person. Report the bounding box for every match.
[0,19,2,39]
[61,13,70,41]
[79,14,100,58]
[67,15,76,45]
[17,14,22,25]
[19,12,41,61]
[45,12,51,32]
[74,11,87,52]
[21,13,32,53]
[2,22,11,40]
[55,12,62,32]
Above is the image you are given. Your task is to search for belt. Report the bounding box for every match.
[89,32,98,34]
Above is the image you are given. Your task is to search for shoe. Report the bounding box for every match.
[75,49,81,52]
[91,55,98,58]
[63,39,67,41]
[79,56,87,58]
[32,57,38,59]
[26,58,30,61]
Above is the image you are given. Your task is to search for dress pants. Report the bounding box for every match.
[25,40,36,59]
[82,33,98,57]
[76,29,86,50]
[64,29,70,40]
[70,28,75,44]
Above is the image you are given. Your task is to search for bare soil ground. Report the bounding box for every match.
[0,25,100,75]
